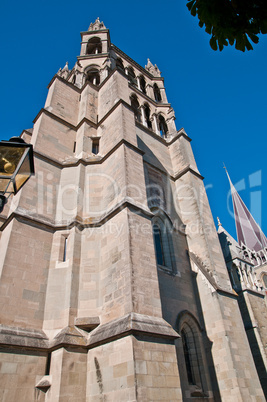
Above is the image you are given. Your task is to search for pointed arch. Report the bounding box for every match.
[260,271,267,288]
[116,57,124,73]
[176,311,210,397]
[139,75,146,94]
[143,103,152,129]
[127,66,136,85]
[153,83,162,102]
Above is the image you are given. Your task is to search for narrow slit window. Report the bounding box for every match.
[92,139,99,155]
[153,224,165,266]
[181,329,195,385]
[73,141,76,153]
[45,352,51,375]
[63,236,68,262]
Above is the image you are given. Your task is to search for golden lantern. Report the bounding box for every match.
[0,137,34,212]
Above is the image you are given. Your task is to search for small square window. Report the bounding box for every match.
[92,139,99,155]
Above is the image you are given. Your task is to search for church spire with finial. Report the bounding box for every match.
[225,166,267,251]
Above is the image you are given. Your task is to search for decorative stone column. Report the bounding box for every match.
[242,264,251,288]
[137,76,141,91]
[152,113,160,136]
[140,105,147,127]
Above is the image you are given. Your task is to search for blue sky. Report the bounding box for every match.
[1,0,267,241]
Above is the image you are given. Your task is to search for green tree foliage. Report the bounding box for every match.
[187,0,267,51]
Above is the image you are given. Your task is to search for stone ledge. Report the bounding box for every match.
[50,325,87,349]
[0,325,49,349]
[173,165,204,181]
[88,312,179,347]
[0,197,153,232]
[167,128,192,145]
[0,324,87,351]
[75,316,100,331]
[0,314,179,352]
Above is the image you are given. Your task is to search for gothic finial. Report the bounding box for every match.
[88,18,106,31]
[62,62,69,72]
[146,59,153,68]
[145,59,161,77]
[217,217,222,227]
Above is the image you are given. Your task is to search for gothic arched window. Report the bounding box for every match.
[116,58,125,72]
[158,115,168,137]
[86,37,102,55]
[177,314,210,398]
[153,83,162,102]
[127,67,136,85]
[144,104,152,129]
[130,94,141,122]
[139,75,146,94]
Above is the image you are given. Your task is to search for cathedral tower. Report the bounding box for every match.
[0,19,264,401]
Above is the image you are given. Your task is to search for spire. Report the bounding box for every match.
[225,167,267,251]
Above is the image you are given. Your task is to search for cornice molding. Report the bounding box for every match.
[173,165,204,181]
[167,129,192,145]
[188,251,238,298]
[0,313,178,352]
[33,137,144,169]
[0,197,153,233]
